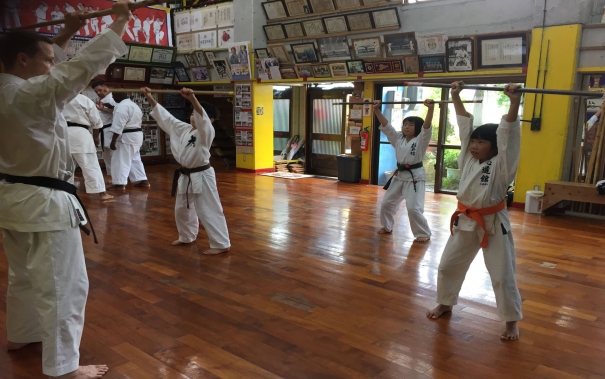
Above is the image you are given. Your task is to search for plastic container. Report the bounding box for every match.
[336,154,362,183]
[525,190,544,214]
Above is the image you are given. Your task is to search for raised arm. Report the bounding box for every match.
[373,100,401,146]
[496,83,522,183]
[417,99,435,152]
[144,87,191,138]
[373,100,388,127]
[451,81,470,118]
[52,11,86,50]
[422,99,434,129]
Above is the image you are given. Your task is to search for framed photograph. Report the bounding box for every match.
[129,45,153,63]
[351,36,382,59]
[268,44,291,64]
[191,66,210,82]
[172,61,191,82]
[446,37,473,72]
[123,67,146,82]
[279,66,299,79]
[346,12,373,32]
[392,60,403,72]
[218,28,235,48]
[291,42,319,63]
[371,9,400,29]
[309,0,336,13]
[184,54,198,67]
[149,67,167,84]
[419,55,445,73]
[256,57,281,80]
[263,24,286,41]
[334,0,361,10]
[111,66,123,80]
[164,68,175,85]
[194,51,207,66]
[323,16,349,34]
[384,32,416,57]
[194,30,217,49]
[283,22,306,39]
[212,58,232,80]
[284,0,311,17]
[403,56,419,74]
[329,62,348,77]
[317,36,351,61]
[151,47,175,64]
[301,19,325,37]
[312,63,331,78]
[204,51,217,67]
[346,59,365,74]
[255,48,270,59]
[364,62,375,74]
[416,33,447,55]
[262,0,288,20]
[373,61,393,74]
[477,33,527,69]
[295,64,314,78]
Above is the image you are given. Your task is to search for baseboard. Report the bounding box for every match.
[510,202,525,209]
[236,167,275,174]
[359,179,370,184]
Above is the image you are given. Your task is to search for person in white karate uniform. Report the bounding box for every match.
[92,80,116,179]
[100,14,113,31]
[153,17,164,44]
[143,87,231,255]
[143,15,153,44]
[427,81,523,341]
[107,93,150,189]
[89,6,99,34]
[132,14,141,41]
[373,99,435,242]
[50,6,64,34]
[0,2,131,377]
[33,2,49,32]
[62,94,113,201]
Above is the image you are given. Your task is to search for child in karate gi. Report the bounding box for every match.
[373,99,435,242]
[142,87,231,255]
[427,81,523,341]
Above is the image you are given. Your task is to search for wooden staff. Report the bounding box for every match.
[333,100,483,105]
[402,81,604,98]
[11,0,162,31]
[108,88,235,96]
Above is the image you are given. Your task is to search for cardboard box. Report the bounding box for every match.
[347,135,362,156]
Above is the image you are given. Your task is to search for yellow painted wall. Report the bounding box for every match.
[515,25,582,202]
[361,81,374,181]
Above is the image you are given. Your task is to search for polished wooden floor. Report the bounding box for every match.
[1,164,605,379]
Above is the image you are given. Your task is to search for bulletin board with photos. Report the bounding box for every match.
[234,84,253,147]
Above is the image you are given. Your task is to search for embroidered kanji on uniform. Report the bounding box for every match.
[410,142,417,156]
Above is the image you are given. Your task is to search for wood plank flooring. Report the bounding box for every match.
[1,164,605,378]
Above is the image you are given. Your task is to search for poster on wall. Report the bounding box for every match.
[226,42,251,80]
[140,123,161,157]
[10,0,170,46]
[234,83,253,147]
[416,32,447,55]
[235,129,253,146]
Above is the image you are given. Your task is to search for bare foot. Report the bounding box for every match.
[54,365,109,378]
[377,228,392,234]
[7,341,33,351]
[414,237,430,242]
[203,248,230,255]
[171,239,193,246]
[426,304,452,319]
[134,180,150,188]
[106,185,125,191]
[501,321,520,341]
[99,192,113,200]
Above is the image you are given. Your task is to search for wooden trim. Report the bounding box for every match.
[266,25,399,44]
[266,3,394,23]
[236,167,275,174]
[583,23,605,29]
[510,201,525,209]
[579,46,605,51]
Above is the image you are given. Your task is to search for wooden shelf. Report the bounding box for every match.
[267,25,400,44]
[578,66,605,73]
[266,3,395,24]
[174,81,232,85]
[583,23,605,29]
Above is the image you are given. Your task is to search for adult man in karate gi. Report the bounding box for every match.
[0,2,131,377]
[92,80,116,178]
[107,93,150,190]
[63,94,114,201]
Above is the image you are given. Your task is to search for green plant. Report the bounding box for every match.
[443,149,459,169]
[442,177,460,191]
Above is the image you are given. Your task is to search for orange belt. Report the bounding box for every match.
[450,200,507,248]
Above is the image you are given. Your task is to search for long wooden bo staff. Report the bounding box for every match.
[403,82,602,98]
[334,100,483,105]
[109,88,236,96]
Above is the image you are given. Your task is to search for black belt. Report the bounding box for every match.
[122,128,143,134]
[4,175,98,244]
[100,124,111,151]
[383,162,424,192]
[171,164,211,208]
[67,122,90,130]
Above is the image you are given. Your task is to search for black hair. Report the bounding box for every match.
[0,31,54,71]
[91,80,106,89]
[402,116,424,137]
[112,92,128,103]
[470,123,499,153]
[199,101,220,120]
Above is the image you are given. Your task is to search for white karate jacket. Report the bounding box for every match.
[63,94,103,154]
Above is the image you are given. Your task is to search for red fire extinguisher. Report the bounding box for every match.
[360,127,370,151]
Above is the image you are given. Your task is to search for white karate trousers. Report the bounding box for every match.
[3,227,87,377]
[175,170,230,249]
[102,149,113,177]
[72,152,106,194]
[110,142,148,186]
[380,179,431,238]
[437,222,523,322]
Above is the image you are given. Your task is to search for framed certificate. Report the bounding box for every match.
[283,22,306,38]
[216,4,234,27]
[329,62,348,77]
[323,16,348,34]
[351,36,382,59]
[268,44,291,64]
[263,24,286,41]
[371,8,400,28]
[301,19,325,36]
[173,10,191,34]
[262,0,288,20]
[176,34,194,52]
[190,9,203,31]
[128,45,153,63]
[195,30,217,49]
[346,12,373,32]
[255,48,270,59]
[416,32,447,55]
[477,33,527,69]
[309,0,336,13]
[151,47,175,64]
[123,67,147,82]
[284,0,311,17]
